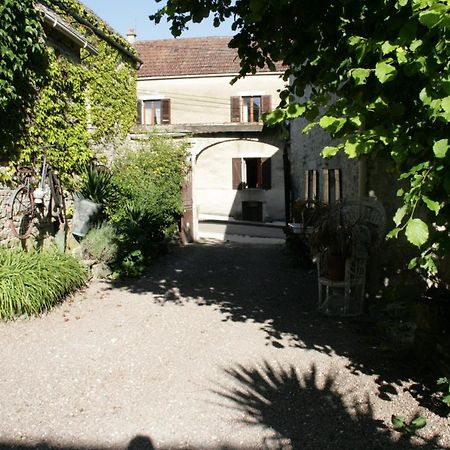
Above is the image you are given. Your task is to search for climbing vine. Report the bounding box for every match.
[1,0,137,182]
[0,0,48,162]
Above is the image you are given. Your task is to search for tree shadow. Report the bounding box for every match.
[213,361,440,450]
[107,243,434,410]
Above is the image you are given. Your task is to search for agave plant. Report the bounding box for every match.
[78,163,112,206]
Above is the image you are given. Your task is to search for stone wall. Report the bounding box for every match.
[0,186,15,247]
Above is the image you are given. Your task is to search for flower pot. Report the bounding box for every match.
[72,197,102,237]
[324,253,346,281]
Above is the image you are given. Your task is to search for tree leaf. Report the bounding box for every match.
[422,196,441,215]
[350,68,371,85]
[387,227,401,239]
[321,146,340,158]
[393,205,407,226]
[381,41,397,55]
[433,139,448,158]
[406,219,429,247]
[375,61,397,83]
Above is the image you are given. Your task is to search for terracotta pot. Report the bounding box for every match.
[325,253,346,281]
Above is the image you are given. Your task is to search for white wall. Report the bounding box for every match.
[192,138,285,222]
[137,73,286,124]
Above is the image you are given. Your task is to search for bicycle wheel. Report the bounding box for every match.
[8,186,36,239]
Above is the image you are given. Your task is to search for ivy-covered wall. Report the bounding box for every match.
[0,0,138,183]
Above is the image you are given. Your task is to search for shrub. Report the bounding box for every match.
[80,223,118,264]
[0,247,88,320]
[107,135,188,275]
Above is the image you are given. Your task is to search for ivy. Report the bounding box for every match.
[153,0,450,278]
[0,0,48,162]
[1,0,137,184]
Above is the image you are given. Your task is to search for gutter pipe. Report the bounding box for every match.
[37,3,98,56]
[41,0,143,68]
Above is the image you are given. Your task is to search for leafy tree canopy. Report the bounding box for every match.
[152,0,450,277]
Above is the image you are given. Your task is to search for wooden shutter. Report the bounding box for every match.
[232,158,242,189]
[261,95,272,114]
[230,96,241,122]
[323,169,330,204]
[136,100,143,124]
[305,170,318,201]
[161,99,171,124]
[261,158,271,190]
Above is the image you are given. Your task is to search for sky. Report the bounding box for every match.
[81,0,234,41]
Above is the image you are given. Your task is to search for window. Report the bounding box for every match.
[136,99,170,125]
[232,157,271,190]
[230,95,271,123]
[304,168,342,204]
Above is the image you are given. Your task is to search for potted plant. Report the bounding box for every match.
[308,199,378,281]
[72,163,112,237]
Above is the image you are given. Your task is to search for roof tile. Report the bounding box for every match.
[135,36,285,78]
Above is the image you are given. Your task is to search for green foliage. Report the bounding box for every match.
[80,223,118,265]
[152,0,450,277]
[1,0,137,184]
[108,136,188,277]
[391,414,427,435]
[77,163,112,205]
[437,376,450,408]
[0,0,48,161]
[0,246,87,320]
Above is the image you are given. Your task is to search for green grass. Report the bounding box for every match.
[0,247,88,320]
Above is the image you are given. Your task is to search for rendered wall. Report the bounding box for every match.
[137,73,286,124]
[192,137,285,222]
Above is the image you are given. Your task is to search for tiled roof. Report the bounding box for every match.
[135,36,285,78]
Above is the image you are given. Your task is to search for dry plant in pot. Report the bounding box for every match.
[308,200,377,281]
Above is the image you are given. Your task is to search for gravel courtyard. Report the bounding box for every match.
[0,241,448,450]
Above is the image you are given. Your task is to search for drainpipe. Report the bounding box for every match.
[283,133,292,226]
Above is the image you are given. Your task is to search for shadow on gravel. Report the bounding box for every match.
[213,361,440,450]
[108,243,432,410]
[0,436,257,450]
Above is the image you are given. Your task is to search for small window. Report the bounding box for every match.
[230,96,271,123]
[232,157,271,190]
[137,99,171,125]
[144,100,161,125]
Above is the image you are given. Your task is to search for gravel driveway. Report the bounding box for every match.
[0,241,448,450]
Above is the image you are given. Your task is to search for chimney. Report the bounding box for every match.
[127,28,136,44]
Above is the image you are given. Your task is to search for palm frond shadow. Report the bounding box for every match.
[214,361,440,450]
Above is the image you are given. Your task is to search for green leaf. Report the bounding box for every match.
[408,257,418,269]
[302,122,317,134]
[410,416,427,430]
[437,377,449,385]
[351,68,371,85]
[286,103,306,118]
[381,41,397,55]
[321,146,340,158]
[344,140,358,158]
[387,227,401,239]
[406,219,429,247]
[393,205,408,226]
[443,394,450,406]
[433,139,448,158]
[422,196,441,215]
[419,10,444,28]
[375,61,397,83]
[392,415,406,430]
[264,108,285,125]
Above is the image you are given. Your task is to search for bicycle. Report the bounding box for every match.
[7,146,67,241]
